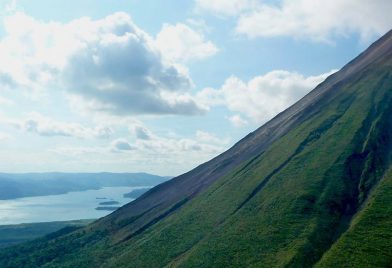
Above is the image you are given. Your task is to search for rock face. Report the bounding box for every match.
[1,30,392,267]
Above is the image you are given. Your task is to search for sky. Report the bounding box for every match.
[0,0,391,176]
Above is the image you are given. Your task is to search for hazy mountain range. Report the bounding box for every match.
[0,173,169,200]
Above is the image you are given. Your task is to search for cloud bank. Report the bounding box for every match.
[156,23,218,62]
[196,0,392,42]
[0,112,113,139]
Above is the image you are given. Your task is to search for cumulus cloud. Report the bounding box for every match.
[136,134,221,155]
[198,69,336,124]
[196,0,392,42]
[0,112,113,139]
[0,12,207,116]
[111,138,135,152]
[4,0,17,13]
[56,127,227,156]
[195,0,255,16]
[228,115,248,128]
[0,73,17,90]
[130,125,228,155]
[51,124,228,157]
[0,96,13,105]
[0,132,11,141]
[156,23,218,62]
[50,127,230,175]
[132,125,152,140]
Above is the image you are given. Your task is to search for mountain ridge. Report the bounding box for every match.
[94,29,392,236]
[0,30,391,267]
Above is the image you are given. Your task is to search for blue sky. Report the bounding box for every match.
[0,0,391,175]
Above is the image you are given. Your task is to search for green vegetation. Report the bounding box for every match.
[0,220,93,248]
[317,168,392,267]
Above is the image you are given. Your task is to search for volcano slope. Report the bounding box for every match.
[1,30,392,267]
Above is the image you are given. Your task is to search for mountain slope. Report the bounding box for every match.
[317,168,392,267]
[0,30,391,267]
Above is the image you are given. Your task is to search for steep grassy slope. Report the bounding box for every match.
[317,168,392,267]
[0,220,93,248]
[0,31,391,267]
[103,59,392,268]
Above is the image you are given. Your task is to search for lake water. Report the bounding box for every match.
[0,186,148,225]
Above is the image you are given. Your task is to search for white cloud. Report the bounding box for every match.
[198,69,336,124]
[186,19,212,33]
[5,0,17,13]
[50,127,230,175]
[111,138,135,152]
[195,130,229,145]
[0,96,13,105]
[195,0,255,16]
[228,115,248,128]
[0,12,206,116]
[0,132,11,141]
[51,124,228,157]
[130,125,228,155]
[135,135,217,155]
[196,0,392,42]
[132,125,152,140]
[237,0,392,42]
[156,23,218,62]
[0,112,113,139]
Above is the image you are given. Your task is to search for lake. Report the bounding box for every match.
[0,186,148,225]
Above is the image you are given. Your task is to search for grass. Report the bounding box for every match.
[0,219,93,248]
[317,168,392,267]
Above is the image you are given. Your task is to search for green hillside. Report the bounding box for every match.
[0,31,391,267]
[0,220,93,248]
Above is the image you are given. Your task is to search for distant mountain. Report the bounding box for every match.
[123,187,151,199]
[0,173,169,200]
[1,30,392,267]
